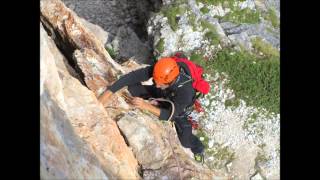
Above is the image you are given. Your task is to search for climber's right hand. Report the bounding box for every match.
[149,99,159,106]
[98,90,113,106]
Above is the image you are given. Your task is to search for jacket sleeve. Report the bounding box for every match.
[159,85,195,121]
[108,66,153,93]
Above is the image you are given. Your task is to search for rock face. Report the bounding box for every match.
[40,0,125,75]
[111,25,152,64]
[62,0,155,64]
[40,22,140,179]
[118,113,225,179]
[147,0,279,58]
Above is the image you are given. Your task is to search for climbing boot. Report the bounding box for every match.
[194,153,204,164]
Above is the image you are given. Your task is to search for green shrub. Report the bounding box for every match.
[211,49,280,113]
[105,46,116,59]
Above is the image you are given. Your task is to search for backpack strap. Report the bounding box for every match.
[177,67,192,88]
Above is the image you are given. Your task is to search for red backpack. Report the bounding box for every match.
[172,53,211,129]
[172,53,210,95]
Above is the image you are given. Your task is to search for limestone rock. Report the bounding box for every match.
[62,0,154,64]
[73,48,117,97]
[40,0,125,74]
[118,113,227,179]
[112,26,152,64]
[41,22,140,179]
[78,17,109,45]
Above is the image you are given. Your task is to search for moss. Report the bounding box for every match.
[155,38,165,53]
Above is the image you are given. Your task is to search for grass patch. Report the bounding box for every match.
[205,31,220,45]
[188,12,198,31]
[162,5,187,31]
[200,6,210,14]
[196,129,210,149]
[196,0,236,6]
[196,0,259,25]
[206,143,236,169]
[211,48,280,113]
[190,51,208,70]
[224,98,240,108]
[222,7,260,24]
[242,113,259,130]
[105,46,116,59]
[263,7,279,28]
[242,116,256,130]
[190,47,279,113]
[251,37,279,58]
[266,27,278,37]
[155,38,165,54]
[195,128,236,169]
[200,20,221,45]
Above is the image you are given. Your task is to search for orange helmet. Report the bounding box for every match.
[153,57,180,85]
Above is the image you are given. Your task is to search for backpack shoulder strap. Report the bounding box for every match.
[177,65,192,88]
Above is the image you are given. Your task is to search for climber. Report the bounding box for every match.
[99,56,205,163]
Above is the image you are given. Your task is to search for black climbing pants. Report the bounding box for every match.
[174,116,204,154]
[127,83,204,154]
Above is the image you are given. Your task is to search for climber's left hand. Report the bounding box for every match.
[130,97,148,109]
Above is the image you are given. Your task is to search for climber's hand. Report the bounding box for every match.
[131,97,147,109]
[149,99,159,106]
[131,97,161,117]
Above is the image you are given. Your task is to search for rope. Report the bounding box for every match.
[149,98,183,180]
[148,98,175,121]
